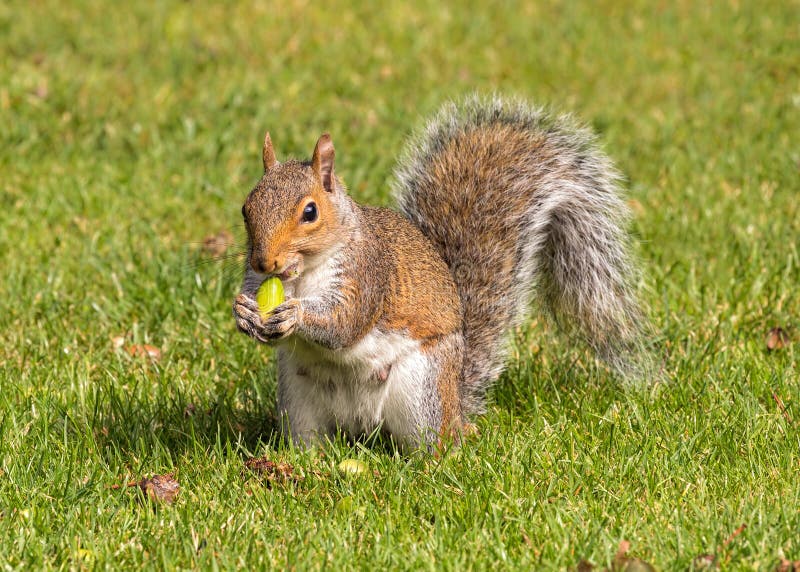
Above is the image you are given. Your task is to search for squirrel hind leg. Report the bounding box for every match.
[382,332,465,450]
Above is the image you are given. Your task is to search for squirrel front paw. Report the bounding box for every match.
[233,294,301,343]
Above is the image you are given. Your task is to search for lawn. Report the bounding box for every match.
[1,0,798,569]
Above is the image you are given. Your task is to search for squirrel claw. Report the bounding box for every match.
[233,294,269,343]
[235,293,259,313]
[262,299,300,340]
[233,294,300,343]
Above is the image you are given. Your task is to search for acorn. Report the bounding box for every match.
[256,277,285,318]
[337,459,370,476]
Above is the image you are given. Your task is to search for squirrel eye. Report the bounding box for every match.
[301,202,318,223]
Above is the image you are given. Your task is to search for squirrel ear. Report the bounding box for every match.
[312,133,335,193]
[262,131,277,172]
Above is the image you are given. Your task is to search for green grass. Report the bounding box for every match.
[1,0,798,569]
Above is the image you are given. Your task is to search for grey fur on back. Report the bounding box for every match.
[393,95,644,416]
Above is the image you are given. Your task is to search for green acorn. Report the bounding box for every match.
[256,277,285,318]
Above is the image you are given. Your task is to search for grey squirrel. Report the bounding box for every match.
[233,95,645,449]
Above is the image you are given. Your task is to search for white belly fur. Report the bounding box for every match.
[277,328,437,445]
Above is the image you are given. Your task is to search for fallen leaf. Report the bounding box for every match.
[138,474,179,504]
[686,522,751,569]
[126,344,162,361]
[201,230,234,257]
[244,457,302,483]
[111,335,126,349]
[775,559,800,572]
[766,327,790,351]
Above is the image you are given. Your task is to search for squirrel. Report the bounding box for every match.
[233,95,646,449]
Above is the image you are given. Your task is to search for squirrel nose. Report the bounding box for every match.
[251,255,280,275]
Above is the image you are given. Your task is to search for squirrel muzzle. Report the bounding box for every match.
[250,248,303,281]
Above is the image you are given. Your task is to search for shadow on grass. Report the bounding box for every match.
[85,372,408,463]
[84,373,281,463]
[82,331,639,463]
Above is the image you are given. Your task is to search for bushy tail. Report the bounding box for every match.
[394,95,646,416]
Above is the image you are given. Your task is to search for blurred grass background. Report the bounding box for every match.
[0,0,798,569]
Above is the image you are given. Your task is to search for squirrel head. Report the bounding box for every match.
[242,133,346,280]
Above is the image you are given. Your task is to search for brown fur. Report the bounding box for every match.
[365,207,461,339]
[364,207,463,432]
[235,95,645,446]
[426,333,463,435]
[396,95,646,415]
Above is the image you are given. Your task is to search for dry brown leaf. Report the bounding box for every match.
[138,474,179,504]
[775,559,800,572]
[202,230,234,257]
[766,327,790,351]
[244,457,302,484]
[126,344,162,361]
